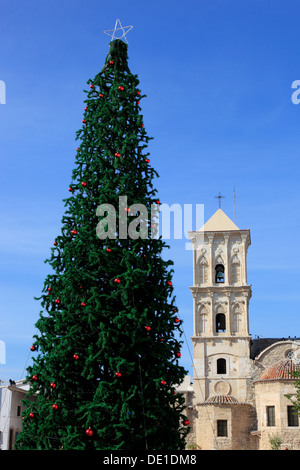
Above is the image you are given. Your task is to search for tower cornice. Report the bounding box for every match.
[189,285,252,295]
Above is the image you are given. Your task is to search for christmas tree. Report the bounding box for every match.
[15,36,189,451]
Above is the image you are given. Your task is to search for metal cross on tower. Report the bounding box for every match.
[215,192,225,209]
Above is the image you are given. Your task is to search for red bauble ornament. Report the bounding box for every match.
[124,207,130,212]
[110,60,114,65]
[50,382,56,389]
[55,299,60,304]
[32,375,38,381]
[99,93,104,98]
[84,107,88,111]
[174,317,180,324]
[106,248,111,252]
[52,404,59,410]
[68,187,73,192]
[81,181,87,187]
[145,158,150,163]
[145,326,151,332]
[115,152,121,158]
[76,147,80,151]
[90,84,94,89]
[85,427,93,437]
[47,287,52,292]
[115,371,122,378]
[160,380,166,386]
[114,278,121,284]
[29,412,35,418]
[30,345,36,352]
[82,119,86,123]
[73,353,79,360]
[71,230,77,235]
[81,302,86,307]
[137,91,140,95]
[176,352,181,358]
[167,281,172,286]
[156,200,160,204]
[118,85,124,91]
[183,420,190,426]
[53,241,58,246]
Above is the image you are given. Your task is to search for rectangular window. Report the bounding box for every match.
[287,406,299,426]
[17,405,21,417]
[267,406,276,426]
[217,420,228,437]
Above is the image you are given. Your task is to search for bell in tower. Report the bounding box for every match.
[215,264,225,283]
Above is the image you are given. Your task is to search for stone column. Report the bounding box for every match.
[207,235,214,284]
[241,234,248,285]
[224,234,230,286]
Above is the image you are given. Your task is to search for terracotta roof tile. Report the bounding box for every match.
[198,395,239,405]
[256,360,299,382]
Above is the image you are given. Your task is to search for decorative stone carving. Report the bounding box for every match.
[214,380,231,395]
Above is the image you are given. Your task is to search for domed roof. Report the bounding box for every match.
[256,360,299,382]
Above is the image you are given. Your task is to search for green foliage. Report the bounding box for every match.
[285,367,300,415]
[15,39,188,451]
[268,434,283,450]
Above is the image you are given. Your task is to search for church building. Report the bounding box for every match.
[177,208,300,450]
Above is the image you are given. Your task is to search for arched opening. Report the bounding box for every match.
[216,313,226,332]
[215,264,225,283]
[217,358,227,374]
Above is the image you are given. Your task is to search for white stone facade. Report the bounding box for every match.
[0,380,31,450]
[181,208,300,450]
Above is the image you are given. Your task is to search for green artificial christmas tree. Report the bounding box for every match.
[15,37,189,451]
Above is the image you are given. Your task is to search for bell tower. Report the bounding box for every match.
[188,208,252,405]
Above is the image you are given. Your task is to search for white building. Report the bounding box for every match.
[0,380,31,450]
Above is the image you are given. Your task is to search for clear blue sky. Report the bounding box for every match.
[0,0,299,382]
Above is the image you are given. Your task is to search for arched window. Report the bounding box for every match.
[217,358,227,374]
[215,264,225,283]
[216,313,226,332]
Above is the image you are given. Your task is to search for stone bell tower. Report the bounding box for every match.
[188,208,252,406]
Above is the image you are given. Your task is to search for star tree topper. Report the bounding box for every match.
[104,19,133,44]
